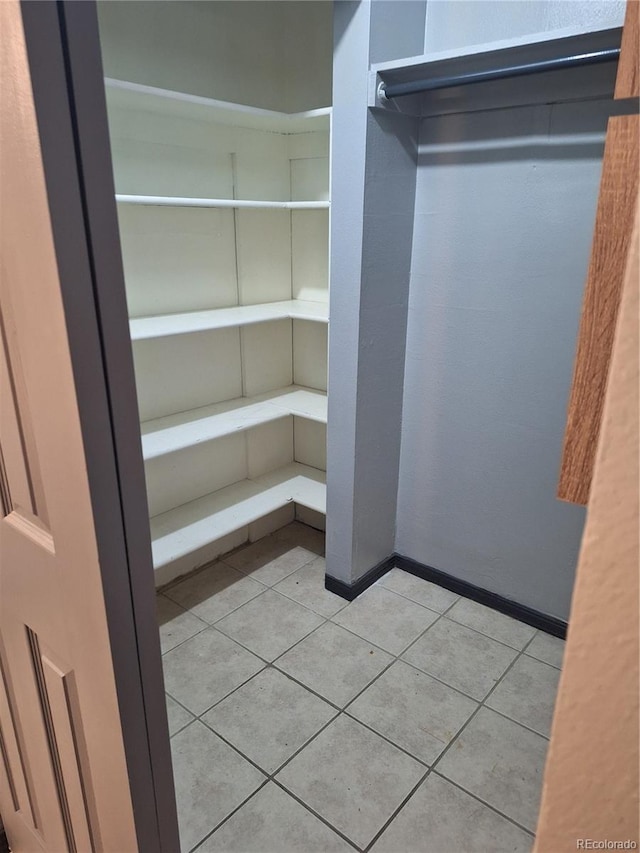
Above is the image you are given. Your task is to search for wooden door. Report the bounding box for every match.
[0,2,178,850]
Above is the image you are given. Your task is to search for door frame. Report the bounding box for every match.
[19,2,179,849]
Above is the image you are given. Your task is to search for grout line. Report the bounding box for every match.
[444,605,537,652]
[341,708,432,769]
[270,780,362,852]
[188,778,271,853]
[193,708,361,852]
[430,770,536,838]
[163,527,559,849]
[362,766,433,852]
[424,638,546,835]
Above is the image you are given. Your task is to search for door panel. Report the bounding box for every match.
[0,1,177,850]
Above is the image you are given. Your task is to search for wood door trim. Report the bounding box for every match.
[558,113,639,504]
[615,0,639,99]
[558,0,640,505]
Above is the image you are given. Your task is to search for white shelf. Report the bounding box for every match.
[105,77,331,134]
[116,195,330,209]
[142,386,327,460]
[150,462,326,569]
[130,300,329,341]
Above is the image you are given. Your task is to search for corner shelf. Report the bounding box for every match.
[116,195,330,209]
[130,300,329,341]
[150,462,326,570]
[142,386,327,460]
[105,77,331,134]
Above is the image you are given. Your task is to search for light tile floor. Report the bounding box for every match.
[157,523,565,853]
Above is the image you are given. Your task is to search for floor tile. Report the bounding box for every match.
[197,782,352,852]
[333,586,439,655]
[202,669,336,773]
[215,589,324,662]
[224,537,317,586]
[402,618,518,700]
[156,594,208,655]
[275,557,347,618]
[166,694,194,737]
[163,627,264,715]
[273,522,325,556]
[171,721,265,852]
[276,715,425,849]
[164,561,264,625]
[371,773,532,853]
[486,655,560,736]
[275,621,393,707]
[348,661,477,765]
[447,599,536,650]
[525,631,565,669]
[437,707,548,832]
[377,568,459,613]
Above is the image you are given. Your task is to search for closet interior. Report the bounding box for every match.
[100,4,332,587]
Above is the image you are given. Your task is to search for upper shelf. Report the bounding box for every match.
[105,77,331,134]
[130,299,329,341]
[116,195,329,210]
[370,26,622,116]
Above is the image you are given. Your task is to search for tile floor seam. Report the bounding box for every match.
[187,777,271,853]
[523,649,562,670]
[485,703,551,741]
[213,603,330,665]
[429,770,536,838]
[169,617,341,722]
[362,767,433,853]
[196,709,334,781]
[426,640,543,834]
[167,651,267,719]
[340,709,432,769]
[220,545,321,585]
[396,655,487,705]
[325,587,460,661]
[196,709,365,851]
[197,698,431,850]
[160,619,211,658]
[162,527,563,852]
[376,575,460,615]
[269,779,362,852]
[318,595,469,718]
[324,617,408,658]
[270,581,349,619]
[169,582,273,633]
[446,605,537,651]
[160,556,269,598]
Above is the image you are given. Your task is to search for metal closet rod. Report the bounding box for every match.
[380,47,620,99]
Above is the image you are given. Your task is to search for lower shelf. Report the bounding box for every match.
[150,462,326,570]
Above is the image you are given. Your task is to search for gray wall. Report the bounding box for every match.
[328,0,620,621]
[97,1,332,112]
[394,4,622,620]
[326,1,424,584]
[396,101,609,619]
[423,0,624,53]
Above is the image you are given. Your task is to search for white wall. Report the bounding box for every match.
[423,0,624,53]
[97,0,332,112]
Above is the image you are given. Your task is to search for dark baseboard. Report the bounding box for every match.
[326,553,567,639]
[324,554,395,601]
